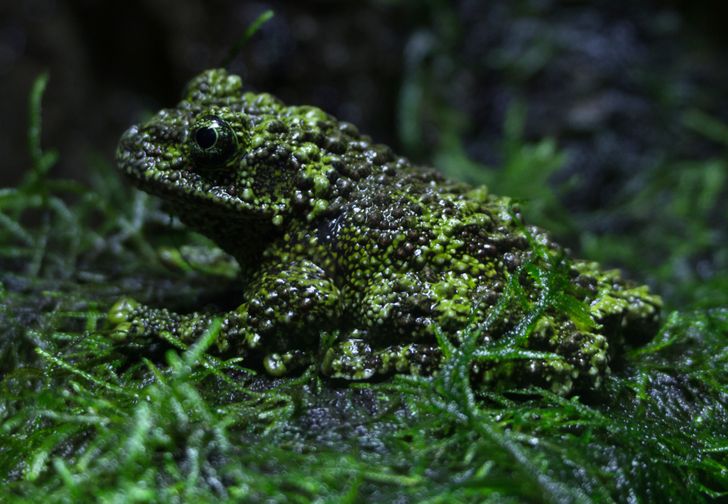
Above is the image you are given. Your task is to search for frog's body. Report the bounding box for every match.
[113,69,661,394]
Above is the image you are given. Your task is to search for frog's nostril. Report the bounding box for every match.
[116,125,143,166]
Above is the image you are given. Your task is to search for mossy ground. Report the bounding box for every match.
[1,65,727,502]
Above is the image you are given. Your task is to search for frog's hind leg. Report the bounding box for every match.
[320,337,442,380]
[478,315,611,394]
[107,297,242,354]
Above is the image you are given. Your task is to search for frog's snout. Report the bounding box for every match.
[116,125,142,167]
[118,125,140,148]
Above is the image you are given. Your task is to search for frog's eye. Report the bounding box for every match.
[189,115,239,168]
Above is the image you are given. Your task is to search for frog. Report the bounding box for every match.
[111,68,661,394]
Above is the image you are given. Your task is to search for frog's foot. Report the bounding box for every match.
[573,260,662,346]
[106,298,240,353]
[321,339,442,380]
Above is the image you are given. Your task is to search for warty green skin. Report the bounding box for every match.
[112,68,662,394]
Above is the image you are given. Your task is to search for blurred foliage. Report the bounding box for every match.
[1,37,727,501]
[395,1,727,310]
[427,98,728,309]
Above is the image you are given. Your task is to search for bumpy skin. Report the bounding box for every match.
[113,69,661,394]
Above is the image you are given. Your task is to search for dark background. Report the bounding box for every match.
[2,0,727,294]
[3,0,726,184]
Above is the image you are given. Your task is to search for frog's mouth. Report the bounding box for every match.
[116,120,278,220]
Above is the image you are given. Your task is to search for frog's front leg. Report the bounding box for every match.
[108,257,342,376]
[108,298,226,349]
[233,256,343,375]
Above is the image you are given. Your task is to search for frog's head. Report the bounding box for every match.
[117,69,315,233]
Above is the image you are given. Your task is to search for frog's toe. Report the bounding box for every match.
[108,317,151,342]
[110,321,133,341]
[106,297,142,341]
[107,297,140,326]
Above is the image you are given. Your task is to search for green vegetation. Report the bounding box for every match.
[1,45,727,503]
